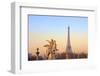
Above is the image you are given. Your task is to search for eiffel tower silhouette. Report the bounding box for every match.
[66,26,72,58]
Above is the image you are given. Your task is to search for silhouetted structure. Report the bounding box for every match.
[28,53,36,60]
[28,52,87,61]
[36,48,40,60]
[66,26,73,58]
[44,39,58,60]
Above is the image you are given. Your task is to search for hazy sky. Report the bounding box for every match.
[28,15,88,56]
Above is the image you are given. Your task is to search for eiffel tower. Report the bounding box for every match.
[66,26,72,58]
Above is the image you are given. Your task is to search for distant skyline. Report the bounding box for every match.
[28,15,88,56]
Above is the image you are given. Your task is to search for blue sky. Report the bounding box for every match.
[29,15,88,34]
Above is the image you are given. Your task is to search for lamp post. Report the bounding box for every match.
[36,48,40,60]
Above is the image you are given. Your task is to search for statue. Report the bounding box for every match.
[44,39,58,59]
